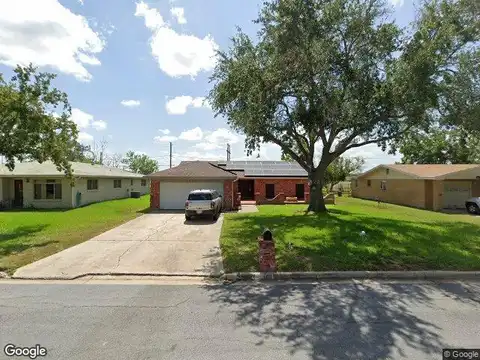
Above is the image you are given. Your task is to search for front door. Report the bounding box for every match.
[239,180,254,200]
[14,180,23,207]
[296,183,305,199]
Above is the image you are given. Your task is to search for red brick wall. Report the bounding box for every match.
[223,180,232,210]
[150,180,160,209]
[254,178,310,204]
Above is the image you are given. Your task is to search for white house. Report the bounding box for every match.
[0,161,149,209]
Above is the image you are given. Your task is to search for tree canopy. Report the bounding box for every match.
[0,64,78,175]
[123,151,159,175]
[398,126,480,164]
[208,0,480,212]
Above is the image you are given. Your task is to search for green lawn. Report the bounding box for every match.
[0,196,150,275]
[220,197,480,272]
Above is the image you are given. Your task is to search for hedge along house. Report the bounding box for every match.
[146,160,311,210]
[0,161,149,209]
[351,164,480,211]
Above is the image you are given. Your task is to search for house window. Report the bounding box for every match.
[265,184,275,199]
[45,183,62,199]
[33,180,61,200]
[367,180,371,187]
[131,179,133,186]
[87,179,98,190]
[381,181,387,191]
[386,168,390,175]
[141,179,147,186]
[114,179,122,188]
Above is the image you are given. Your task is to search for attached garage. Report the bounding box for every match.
[146,161,238,211]
[159,181,225,210]
[443,181,472,209]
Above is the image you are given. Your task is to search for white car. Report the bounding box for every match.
[185,189,223,221]
[465,197,480,215]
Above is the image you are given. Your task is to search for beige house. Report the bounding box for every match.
[351,164,480,211]
[0,161,149,209]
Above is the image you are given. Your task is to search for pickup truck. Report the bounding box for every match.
[185,189,223,221]
[465,197,480,215]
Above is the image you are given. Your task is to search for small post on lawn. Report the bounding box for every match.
[258,228,276,275]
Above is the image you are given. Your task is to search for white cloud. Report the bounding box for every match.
[179,127,203,141]
[193,142,223,151]
[78,132,93,143]
[165,96,208,115]
[170,7,187,24]
[0,0,105,81]
[204,128,239,145]
[91,120,107,131]
[71,108,93,129]
[121,99,141,107]
[71,108,107,132]
[135,1,218,78]
[154,135,178,143]
[389,0,404,6]
[158,129,171,135]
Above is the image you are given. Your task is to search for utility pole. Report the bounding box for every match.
[226,143,231,161]
[169,142,172,168]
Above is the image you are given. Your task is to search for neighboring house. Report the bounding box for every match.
[146,160,310,210]
[0,161,149,209]
[351,164,480,211]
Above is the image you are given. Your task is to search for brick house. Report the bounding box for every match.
[351,164,480,211]
[145,160,310,210]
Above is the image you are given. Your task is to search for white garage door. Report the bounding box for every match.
[159,181,224,209]
[443,181,472,209]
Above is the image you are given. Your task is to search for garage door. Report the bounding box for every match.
[443,181,472,209]
[159,181,224,209]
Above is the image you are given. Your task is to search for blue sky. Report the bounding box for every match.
[0,0,416,170]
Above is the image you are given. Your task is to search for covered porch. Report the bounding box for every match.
[0,177,23,209]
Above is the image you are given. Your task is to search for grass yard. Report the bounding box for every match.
[220,197,480,272]
[0,196,150,275]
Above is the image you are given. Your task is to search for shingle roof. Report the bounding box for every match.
[359,164,480,179]
[0,161,144,178]
[146,161,237,179]
[388,164,480,178]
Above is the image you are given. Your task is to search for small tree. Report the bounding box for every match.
[0,64,77,175]
[325,156,365,191]
[208,0,480,212]
[123,151,159,175]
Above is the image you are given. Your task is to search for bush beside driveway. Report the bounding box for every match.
[219,197,480,273]
[0,196,150,275]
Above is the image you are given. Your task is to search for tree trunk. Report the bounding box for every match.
[307,170,327,213]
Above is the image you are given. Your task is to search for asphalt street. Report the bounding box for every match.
[0,280,479,360]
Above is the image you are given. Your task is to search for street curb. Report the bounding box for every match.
[11,272,225,281]
[222,271,480,282]
[8,271,480,282]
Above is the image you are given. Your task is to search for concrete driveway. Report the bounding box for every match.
[12,213,224,279]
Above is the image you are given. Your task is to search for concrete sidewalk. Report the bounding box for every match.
[13,213,224,279]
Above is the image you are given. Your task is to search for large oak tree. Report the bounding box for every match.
[0,65,78,176]
[208,0,480,212]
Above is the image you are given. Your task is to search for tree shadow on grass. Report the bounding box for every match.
[0,225,48,242]
[220,211,480,272]
[0,225,55,258]
[202,280,479,360]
